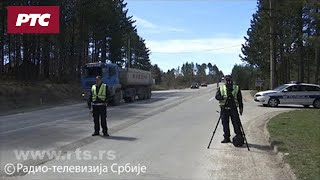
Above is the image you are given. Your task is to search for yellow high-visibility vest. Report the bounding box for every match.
[219,84,239,107]
[92,84,107,101]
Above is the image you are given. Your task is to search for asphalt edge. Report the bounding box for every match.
[263,116,297,180]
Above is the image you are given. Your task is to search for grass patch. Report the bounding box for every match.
[267,110,320,180]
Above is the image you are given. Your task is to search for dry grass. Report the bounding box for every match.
[0,81,83,115]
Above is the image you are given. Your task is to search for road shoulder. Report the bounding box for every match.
[242,91,296,180]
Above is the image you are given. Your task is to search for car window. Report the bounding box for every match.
[286,85,301,92]
[300,85,307,92]
[274,85,289,91]
[305,85,320,91]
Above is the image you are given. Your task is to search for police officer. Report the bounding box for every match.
[215,75,243,143]
[88,76,109,136]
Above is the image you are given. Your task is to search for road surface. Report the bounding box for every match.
[0,85,295,180]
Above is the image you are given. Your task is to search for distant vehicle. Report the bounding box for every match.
[200,82,208,87]
[191,82,199,89]
[81,62,153,106]
[221,77,225,83]
[254,83,320,108]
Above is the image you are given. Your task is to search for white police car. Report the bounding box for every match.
[254,83,320,108]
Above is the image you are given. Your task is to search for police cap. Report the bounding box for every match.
[224,75,232,81]
[96,76,102,80]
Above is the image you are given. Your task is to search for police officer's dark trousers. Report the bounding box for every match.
[92,105,108,134]
[221,107,242,139]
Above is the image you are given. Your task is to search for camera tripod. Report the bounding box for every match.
[207,95,250,151]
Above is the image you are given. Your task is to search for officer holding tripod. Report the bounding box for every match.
[215,75,243,143]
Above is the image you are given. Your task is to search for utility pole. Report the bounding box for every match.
[269,0,275,89]
[127,37,131,70]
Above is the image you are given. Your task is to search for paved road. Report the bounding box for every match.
[0,87,211,171]
[0,85,297,180]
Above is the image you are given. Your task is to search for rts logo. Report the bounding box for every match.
[7,6,60,34]
[16,14,51,27]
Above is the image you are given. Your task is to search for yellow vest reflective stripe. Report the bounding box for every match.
[219,84,239,107]
[92,84,107,101]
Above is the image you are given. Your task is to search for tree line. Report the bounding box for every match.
[151,62,224,89]
[239,0,320,88]
[0,0,151,82]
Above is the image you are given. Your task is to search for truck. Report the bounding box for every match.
[81,62,153,106]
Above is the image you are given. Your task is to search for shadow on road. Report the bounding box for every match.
[242,143,273,151]
[130,97,167,105]
[108,97,169,109]
[102,135,137,141]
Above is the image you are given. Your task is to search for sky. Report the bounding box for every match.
[126,0,258,75]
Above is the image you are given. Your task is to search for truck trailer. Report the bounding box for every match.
[81,62,153,106]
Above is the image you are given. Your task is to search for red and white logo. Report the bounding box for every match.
[7,6,60,34]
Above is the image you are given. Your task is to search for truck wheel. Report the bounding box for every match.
[138,93,144,100]
[146,91,151,99]
[124,97,131,103]
[128,96,135,102]
[138,88,147,100]
[111,91,121,106]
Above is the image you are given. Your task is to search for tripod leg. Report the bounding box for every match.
[207,116,221,149]
[239,122,250,151]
